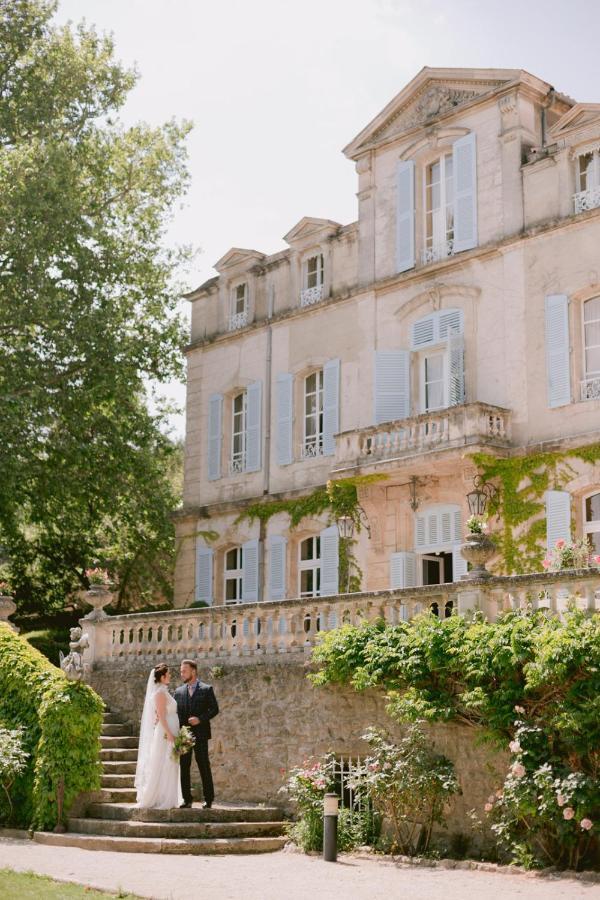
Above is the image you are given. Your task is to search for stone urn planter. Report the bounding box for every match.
[0,594,18,632]
[81,584,114,621]
[460,532,496,580]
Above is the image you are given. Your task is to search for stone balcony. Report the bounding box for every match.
[78,568,600,671]
[333,402,511,473]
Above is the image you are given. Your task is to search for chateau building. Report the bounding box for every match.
[174,67,600,610]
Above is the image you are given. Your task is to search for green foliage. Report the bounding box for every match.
[0,725,29,819]
[310,609,600,868]
[472,443,600,574]
[0,1,191,614]
[351,724,460,855]
[22,628,69,666]
[0,623,103,829]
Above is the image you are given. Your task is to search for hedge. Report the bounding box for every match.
[0,623,103,829]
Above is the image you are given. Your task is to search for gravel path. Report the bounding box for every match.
[0,836,599,900]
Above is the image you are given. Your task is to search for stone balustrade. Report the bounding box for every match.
[81,568,600,671]
[333,402,512,471]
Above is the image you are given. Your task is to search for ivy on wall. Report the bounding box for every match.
[472,443,600,574]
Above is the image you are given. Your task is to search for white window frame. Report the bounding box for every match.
[229,282,248,331]
[302,369,324,458]
[423,153,454,264]
[583,491,600,553]
[419,347,448,413]
[582,296,600,401]
[421,554,444,585]
[231,390,247,473]
[224,546,243,605]
[298,536,321,598]
[300,254,325,306]
[574,151,600,214]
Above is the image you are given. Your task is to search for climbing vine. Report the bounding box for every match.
[472,443,600,574]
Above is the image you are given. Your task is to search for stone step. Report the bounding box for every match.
[103,712,123,724]
[101,774,136,789]
[100,748,138,762]
[98,787,138,803]
[101,723,131,737]
[100,735,138,749]
[86,802,285,824]
[68,818,286,840]
[102,761,137,775]
[34,831,287,855]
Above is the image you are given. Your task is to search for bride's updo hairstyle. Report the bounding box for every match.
[153,663,169,683]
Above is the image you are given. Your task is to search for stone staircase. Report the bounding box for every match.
[34,709,288,855]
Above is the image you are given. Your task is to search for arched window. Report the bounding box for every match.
[582,297,600,400]
[224,547,243,604]
[584,492,600,554]
[299,536,321,597]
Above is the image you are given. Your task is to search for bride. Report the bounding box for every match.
[135,664,183,809]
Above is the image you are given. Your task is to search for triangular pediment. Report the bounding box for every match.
[343,67,553,159]
[283,216,341,246]
[549,103,600,139]
[214,247,266,273]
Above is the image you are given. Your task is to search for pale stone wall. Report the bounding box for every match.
[88,658,505,841]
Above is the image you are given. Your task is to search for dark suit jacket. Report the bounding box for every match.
[174,680,219,741]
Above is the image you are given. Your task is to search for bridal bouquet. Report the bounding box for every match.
[170,725,196,761]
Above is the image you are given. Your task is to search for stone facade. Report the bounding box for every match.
[175,66,600,611]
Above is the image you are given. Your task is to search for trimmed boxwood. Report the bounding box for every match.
[0,623,103,829]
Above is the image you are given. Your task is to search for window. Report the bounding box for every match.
[574,151,600,213]
[224,547,243,604]
[300,254,325,306]
[421,350,447,412]
[302,370,324,457]
[299,536,321,597]
[424,154,454,263]
[584,492,600,554]
[582,297,600,400]
[229,283,248,331]
[231,391,247,473]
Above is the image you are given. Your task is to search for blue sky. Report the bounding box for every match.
[55,0,600,435]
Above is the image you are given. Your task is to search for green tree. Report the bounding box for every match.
[0,0,191,613]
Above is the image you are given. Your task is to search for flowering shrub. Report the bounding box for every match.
[350,724,459,855]
[466,515,488,535]
[85,567,111,586]
[542,538,599,572]
[485,719,599,869]
[0,581,12,596]
[0,725,28,818]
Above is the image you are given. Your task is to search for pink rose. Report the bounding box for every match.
[593,555,600,565]
[542,559,551,569]
[514,705,525,715]
[555,539,566,549]
[509,740,521,753]
[580,818,593,831]
[563,807,575,820]
[556,793,566,807]
[368,762,380,771]
[511,763,526,779]
[484,802,493,812]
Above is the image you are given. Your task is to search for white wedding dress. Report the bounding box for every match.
[135,679,183,809]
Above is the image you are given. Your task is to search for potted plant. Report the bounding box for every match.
[82,568,114,620]
[460,516,496,580]
[542,538,600,572]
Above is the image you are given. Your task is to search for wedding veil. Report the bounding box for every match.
[134,669,158,793]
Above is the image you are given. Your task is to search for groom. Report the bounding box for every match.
[175,659,219,809]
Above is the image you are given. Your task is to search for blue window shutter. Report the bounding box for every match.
[268,535,287,601]
[323,358,340,457]
[374,350,411,425]
[396,160,415,272]
[545,490,571,551]
[448,332,465,406]
[320,525,339,596]
[452,545,468,581]
[452,133,477,253]
[242,539,261,602]
[545,294,571,408]
[390,551,417,589]
[245,381,262,472]
[195,544,213,605]
[207,394,223,481]
[276,373,294,466]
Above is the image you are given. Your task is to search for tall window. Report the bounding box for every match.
[229,283,248,330]
[224,547,243,604]
[584,493,600,554]
[424,154,454,263]
[303,370,323,457]
[582,297,600,400]
[421,350,446,412]
[231,391,247,473]
[300,255,325,307]
[299,536,321,597]
[574,152,600,213]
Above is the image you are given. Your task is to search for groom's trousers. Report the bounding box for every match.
[180,737,214,805]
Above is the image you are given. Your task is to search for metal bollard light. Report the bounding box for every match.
[323,792,339,862]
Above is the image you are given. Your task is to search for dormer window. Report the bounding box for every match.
[300,254,324,307]
[423,154,454,264]
[229,283,248,331]
[574,151,600,213]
